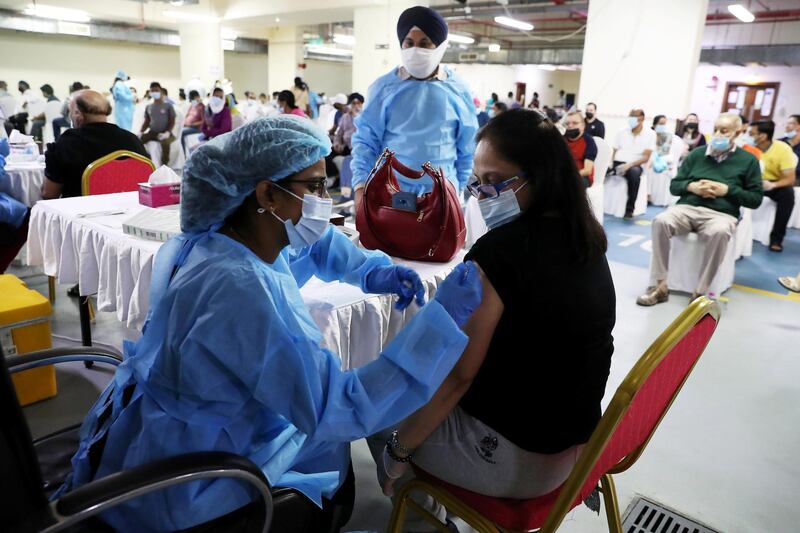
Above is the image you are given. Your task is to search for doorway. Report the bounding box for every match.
[515,82,526,107]
[721,82,780,122]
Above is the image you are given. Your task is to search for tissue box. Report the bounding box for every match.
[139,182,180,207]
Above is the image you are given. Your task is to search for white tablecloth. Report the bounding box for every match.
[4,161,45,207]
[26,192,463,370]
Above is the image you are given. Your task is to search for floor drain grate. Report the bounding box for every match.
[622,497,720,533]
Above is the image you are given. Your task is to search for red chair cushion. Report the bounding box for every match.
[86,158,153,196]
[413,467,581,531]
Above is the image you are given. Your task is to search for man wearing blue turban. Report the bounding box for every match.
[351,5,479,209]
[56,116,483,532]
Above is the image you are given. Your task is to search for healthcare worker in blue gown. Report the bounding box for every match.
[351,6,479,211]
[56,116,483,532]
[111,70,135,132]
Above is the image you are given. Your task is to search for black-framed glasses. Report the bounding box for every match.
[282,178,328,197]
[467,176,520,199]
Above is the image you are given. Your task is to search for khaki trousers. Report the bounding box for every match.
[651,204,737,294]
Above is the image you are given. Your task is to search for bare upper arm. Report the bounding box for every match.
[451,264,504,385]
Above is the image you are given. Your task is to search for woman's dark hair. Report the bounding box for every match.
[278,90,297,109]
[189,90,200,100]
[652,114,666,129]
[678,113,700,138]
[476,109,607,263]
[491,92,498,101]
[293,77,307,91]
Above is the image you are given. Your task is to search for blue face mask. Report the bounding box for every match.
[272,184,333,250]
[655,124,669,134]
[628,116,640,129]
[709,136,731,153]
[478,181,528,230]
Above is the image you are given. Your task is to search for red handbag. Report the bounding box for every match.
[356,148,466,262]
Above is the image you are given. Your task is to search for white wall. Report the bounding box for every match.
[303,59,354,96]
[690,64,800,135]
[444,63,579,108]
[0,29,267,102]
[226,52,269,96]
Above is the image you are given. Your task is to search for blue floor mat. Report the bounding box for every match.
[603,205,800,293]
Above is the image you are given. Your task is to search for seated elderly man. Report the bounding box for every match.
[42,90,148,199]
[637,113,763,306]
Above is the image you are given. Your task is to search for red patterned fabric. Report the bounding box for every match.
[414,315,718,531]
[85,157,153,196]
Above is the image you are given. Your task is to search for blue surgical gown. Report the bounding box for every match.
[351,66,478,195]
[58,225,468,532]
[112,80,135,132]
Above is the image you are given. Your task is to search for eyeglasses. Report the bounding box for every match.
[467,176,520,199]
[282,178,328,197]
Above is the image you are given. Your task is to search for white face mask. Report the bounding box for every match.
[272,184,333,250]
[151,91,161,100]
[401,40,448,79]
[209,96,225,114]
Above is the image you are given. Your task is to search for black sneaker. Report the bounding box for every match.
[623,211,634,220]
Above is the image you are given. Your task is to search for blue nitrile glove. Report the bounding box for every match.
[364,265,426,310]
[434,261,483,328]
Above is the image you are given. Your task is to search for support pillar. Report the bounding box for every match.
[352,0,427,94]
[578,0,709,139]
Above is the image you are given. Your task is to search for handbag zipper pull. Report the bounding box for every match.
[417,211,424,222]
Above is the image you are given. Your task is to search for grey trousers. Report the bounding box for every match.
[368,407,583,530]
[651,204,737,294]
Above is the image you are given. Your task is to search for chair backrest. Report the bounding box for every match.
[593,136,612,180]
[81,150,155,196]
[0,349,49,524]
[541,297,721,531]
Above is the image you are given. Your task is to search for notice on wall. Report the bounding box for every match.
[727,91,738,104]
[762,88,775,116]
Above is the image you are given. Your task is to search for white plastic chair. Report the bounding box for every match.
[648,136,684,207]
[604,162,648,218]
[664,207,750,297]
[589,136,611,225]
[41,100,64,145]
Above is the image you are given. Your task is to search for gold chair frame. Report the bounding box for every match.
[388,297,721,533]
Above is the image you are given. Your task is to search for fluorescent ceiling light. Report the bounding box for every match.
[169,0,186,6]
[488,43,501,52]
[162,10,220,22]
[307,45,353,57]
[539,64,557,71]
[449,33,475,45]
[494,16,533,31]
[727,4,755,23]
[24,4,90,23]
[221,29,238,40]
[221,39,235,51]
[333,34,355,46]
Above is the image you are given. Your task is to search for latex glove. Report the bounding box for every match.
[434,261,483,328]
[379,447,410,497]
[364,265,426,310]
[615,163,629,175]
[157,132,170,141]
[762,180,776,191]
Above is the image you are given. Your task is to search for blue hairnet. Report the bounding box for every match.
[181,115,331,232]
[116,70,128,79]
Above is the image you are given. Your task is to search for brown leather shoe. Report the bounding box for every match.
[636,286,669,306]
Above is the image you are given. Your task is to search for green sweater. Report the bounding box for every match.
[670,146,763,218]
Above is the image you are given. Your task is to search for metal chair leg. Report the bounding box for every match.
[48,276,56,305]
[600,474,622,533]
[78,295,94,368]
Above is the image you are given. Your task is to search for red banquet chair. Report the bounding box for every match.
[80,149,155,196]
[388,296,721,533]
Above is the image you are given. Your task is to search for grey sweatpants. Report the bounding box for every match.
[650,204,737,295]
[368,407,582,511]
